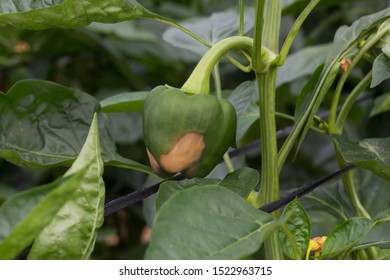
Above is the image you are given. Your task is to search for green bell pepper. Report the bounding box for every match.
[142,85,237,178]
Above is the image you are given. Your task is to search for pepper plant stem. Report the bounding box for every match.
[256,70,279,209]
[253,0,283,260]
[256,70,283,259]
[335,71,372,131]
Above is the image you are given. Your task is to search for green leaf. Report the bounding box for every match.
[0,79,153,175]
[228,81,257,119]
[156,179,219,211]
[100,91,148,113]
[0,182,57,243]
[371,53,390,88]
[0,79,98,167]
[146,185,279,259]
[358,223,390,250]
[156,168,258,211]
[277,44,330,87]
[218,167,259,199]
[163,7,255,56]
[357,170,390,219]
[28,114,105,259]
[279,198,311,260]
[334,136,390,181]
[0,173,83,260]
[302,183,354,235]
[236,102,259,146]
[0,0,150,30]
[0,114,106,259]
[370,93,390,117]
[321,217,375,259]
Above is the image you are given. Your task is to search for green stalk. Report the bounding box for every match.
[333,147,371,219]
[223,153,235,173]
[239,0,244,36]
[253,0,283,260]
[252,0,266,71]
[256,70,283,259]
[256,72,279,203]
[376,216,390,227]
[213,62,223,99]
[277,0,320,66]
[335,71,372,131]
[181,36,254,94]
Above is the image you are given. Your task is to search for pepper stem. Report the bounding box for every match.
[181,36,255,94]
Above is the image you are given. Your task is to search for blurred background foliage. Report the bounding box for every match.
[0,0,389,259]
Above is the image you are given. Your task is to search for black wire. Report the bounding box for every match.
[104,174,184,216]
[104,162,357,216]
[259,164,356,213]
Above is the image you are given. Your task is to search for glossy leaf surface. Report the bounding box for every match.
[0,0,149,29]
[279,198,311,259]
[334,136,390,181]
[0,79,153,174]
[146,185,277,259]
[28,114,105,259]
[322,217,375,258]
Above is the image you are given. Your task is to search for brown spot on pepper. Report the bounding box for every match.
[160,132,205,173]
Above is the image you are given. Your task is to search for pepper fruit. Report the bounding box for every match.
[142,85,236,178]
